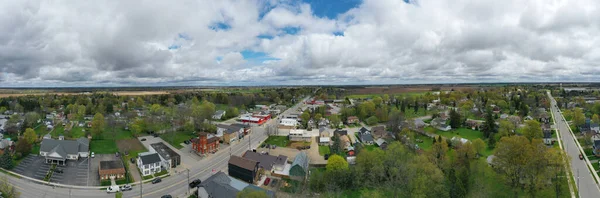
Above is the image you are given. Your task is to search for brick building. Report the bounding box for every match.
[192,132,220,155]
[99,160,126,180]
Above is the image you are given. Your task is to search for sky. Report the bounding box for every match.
[1,0,600,87]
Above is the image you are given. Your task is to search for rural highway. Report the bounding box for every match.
[2,97,310,198]
[548,92,600,198]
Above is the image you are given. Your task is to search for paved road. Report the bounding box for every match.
[549,92,600,198]
[2,96,310,198]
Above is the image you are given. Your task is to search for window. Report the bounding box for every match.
[145,170,149,175]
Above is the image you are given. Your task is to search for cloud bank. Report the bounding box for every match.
[1,0,599,86]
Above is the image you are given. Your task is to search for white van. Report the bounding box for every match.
[106,185,120,193]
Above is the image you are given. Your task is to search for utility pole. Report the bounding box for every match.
[139,168,143,198]
[577,168,580,191]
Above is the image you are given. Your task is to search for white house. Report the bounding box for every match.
[279,119,298,127]
[137,152,162,176]
[213,110,226,120]
[289,129,312,142]
[39,137,89,165]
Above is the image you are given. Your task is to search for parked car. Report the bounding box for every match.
[189,179,202,188]
[106,186,120,193]
[120,184,132,191]
[579,154,584,160]
[115,152,120,158]
[184,140,191,144]
[270,179,278,187]
[160,195,172,198]
[54,168,63,173]
[153,133,159,137]
[261,144,267,148]
[324,154,330,160]
[271,145,277,149]
[152,177,162,184]
[141,138,147,141]
[130,157,136,164]
[263,178,271,186]
[91,152,95,158]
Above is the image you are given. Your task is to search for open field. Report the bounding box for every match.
[344,85,475,95]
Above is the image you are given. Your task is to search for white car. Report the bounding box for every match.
[91,152,95,158]
[106,186,120,193]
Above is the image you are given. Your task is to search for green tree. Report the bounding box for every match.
[15,140,32,157]
[23,128,37,145]
[315,113,322,121]
[366,116,379,126]
[326,154,349,172]
[301,112,310,127]
[150,104,163,115]
[482,109,495,138]
[236,188,268,198]
[523,120,542,140]
[593,114,600,124]
[329,115,341,128]
[91,113,105,138]
[130,124,142,137]
[497,120,515,138]
[449,109,461,129]
[373,96,383,107]
[0,153,13,169]
[472,138,485,156]
[573,108,585,127]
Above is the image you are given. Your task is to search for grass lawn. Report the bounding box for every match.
[34,124,48,135]
[70,126,86,138]
[90,139,118,154]
[263,136,290,147]
[593,161,600,171]
[403,108,428,119]
[101,126,133,140]
[363,145,377,151]
[432,127,484,141]
[31,144,41,155]
[318,146,331,156]
[160,131,195,149]
[416,134,434,150]
[51,125,65,138]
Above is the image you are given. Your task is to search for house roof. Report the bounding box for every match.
[594,140,600,148]
[242,151,287,171]
[375,138,387,146]
[372,126,386,137]
[228,155,258,171]
[40,138,88,157]
[358,127,370,134]
[319,137,331,143]
[139,153,161,165]
[199,171,275,198]
[217,124,242,134]
[291,151,309,171]
[150,142,180,160]
[543,130,552,139]
[334,129,348,136]
[100,160,124,170]
[214,110,226,117]
[360,133,374,142]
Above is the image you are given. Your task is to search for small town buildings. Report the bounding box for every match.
[339,135,351,148]
[346,116,359,125]
[334,129,348,137]
[279,118,298,129]
[231,123,252,136]
[358,127,374,145]
[437,124,452,131]
[150,142,181,169]
[371,126,387,139]
[39,137,89,165]
[414,119,426,129]
[99,160,126,180]
[0,138,14,154]
[228,155,259,184]
[317,118,329,128]
[192,132,220,155]
[451,137,469,145]
[375,138,388,149]
[242,151,288,172]
[319,127,331,146]
[217,124,243,144]
[197,171,275,198]
[212,110,226,120]
[289,129,312,142]
[465,119,484,130]
[137,152,162,176]
[239,113,270,125]
[289,152,309,180]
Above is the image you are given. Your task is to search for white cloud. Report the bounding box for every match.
[0,0,599,86]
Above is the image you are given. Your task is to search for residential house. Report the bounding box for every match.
[594,140,600,157]
[339,135,351,148]
[192,132,220,155]
[334,129,348,137]
[307,119,315,128]
[39,137,89,165]
[0,138,14,154]
[414,119,426,129]
[375,138,388,149]
[228,155,259,184]
[213,110,226,120]
[99,160,126,180]
[465,119,484,130]
[437,124,452,131]
[430,118,446,127]
[500,114,509,119]
[346,116,359,125]
[242,151,288,172]
[318,118,329,128]
[231,123,252,136]
[137,152,162,176]
[451,137,469,146]
[358,127,374,145]
[543,130,553,145]
[150,142,181,169]
[289,152,309,180]
[289,129,312,142]
[197,171,275,198]
[371,126,387,139]
[319,127,331,146]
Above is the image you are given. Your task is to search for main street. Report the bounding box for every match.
[2,96,310,198]
[548,92,600,198]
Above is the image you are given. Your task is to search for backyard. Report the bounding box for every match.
[318,146,330,156]
[262,136,290,147]
[160,130,195,149]
[90,140,118,154]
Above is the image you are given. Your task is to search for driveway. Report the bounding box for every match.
[138,135,196,170]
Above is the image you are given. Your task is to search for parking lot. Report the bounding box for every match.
[12,155,91,186]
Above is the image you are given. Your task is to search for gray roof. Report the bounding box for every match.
[40,138,88,158]
[594,140,600,148]
[199,171,274,198]
[543,130,552,139]
[359,127,370,134]
[139,153,161,165]
[150,142,180,160]
[291,151,309,171]
[228,155,258,171]
[214,110,226,117]
[360,133,374,142]
[100,160,124,170]
[375,138,387,146]
[218,124,242,134]
[242,151,287,171]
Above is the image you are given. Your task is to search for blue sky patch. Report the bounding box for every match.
[280,26,301,35]
[178,33,192,41]
[168,44,180,50]
[302,0,362,19]
[209,22,231,31]
[333,31,344,36]
[241,50,280,63]
[257,34,274,40]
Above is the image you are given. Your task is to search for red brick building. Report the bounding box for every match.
[192,132,220,154]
